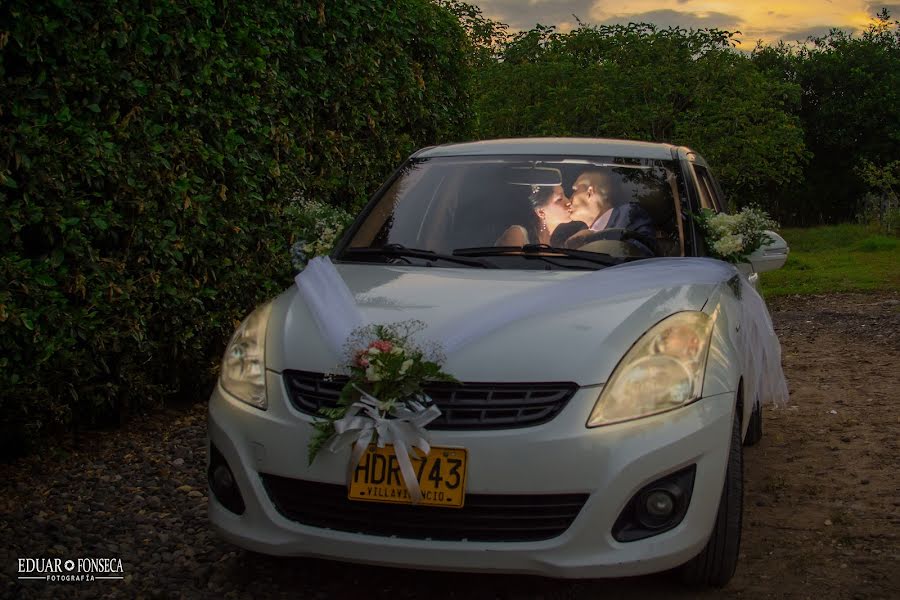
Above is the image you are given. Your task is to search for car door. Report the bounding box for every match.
[684,153,760,289]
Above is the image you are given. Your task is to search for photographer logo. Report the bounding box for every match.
[17,557,124,582]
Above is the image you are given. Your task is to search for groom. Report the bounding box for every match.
[564,170,657,254]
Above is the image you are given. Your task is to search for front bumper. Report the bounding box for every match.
[208,372,735,578]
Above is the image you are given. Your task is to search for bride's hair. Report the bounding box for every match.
[524,185,557,236]
[528,185,555,210]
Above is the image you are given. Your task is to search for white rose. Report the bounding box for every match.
[399,359,414,375]
[713,234,744,256]
[708,213,731,233]
[365,364,381,382]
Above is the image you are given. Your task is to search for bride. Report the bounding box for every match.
[496,185,580,246]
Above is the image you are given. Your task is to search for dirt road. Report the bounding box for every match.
[2,292,898,599]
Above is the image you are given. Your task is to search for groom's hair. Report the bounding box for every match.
[579,170,620,209]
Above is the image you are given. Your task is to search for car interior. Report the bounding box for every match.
[437,162,685,257]
[349,159,687,259]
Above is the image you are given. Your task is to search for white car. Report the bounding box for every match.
[207,138,788,587]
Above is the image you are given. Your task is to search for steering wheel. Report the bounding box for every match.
[568,228,657,257]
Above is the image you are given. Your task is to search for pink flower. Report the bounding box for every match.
[371,339,393,353]
[354,350,370,367]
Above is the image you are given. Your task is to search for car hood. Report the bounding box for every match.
[266,263,717,386]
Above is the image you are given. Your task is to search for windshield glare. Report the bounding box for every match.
[342,155,685,268]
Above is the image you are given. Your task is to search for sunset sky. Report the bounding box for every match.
[467,0,898,48]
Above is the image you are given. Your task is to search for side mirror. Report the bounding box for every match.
[747,230,789,273]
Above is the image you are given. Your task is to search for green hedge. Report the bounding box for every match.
[0,0,472,451]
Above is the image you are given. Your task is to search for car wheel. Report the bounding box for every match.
[743,399,763,447]
[681,404,743,587]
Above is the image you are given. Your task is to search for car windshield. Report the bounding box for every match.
[339,155,686,270]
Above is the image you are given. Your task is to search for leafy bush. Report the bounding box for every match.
[751,11,900,226]
[0,0,471,452]
[855,160,900,236]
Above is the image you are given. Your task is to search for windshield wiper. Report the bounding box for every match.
[342,244,497,268]
[453,244,623,266]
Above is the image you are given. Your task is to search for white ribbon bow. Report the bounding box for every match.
[326,386,441,503]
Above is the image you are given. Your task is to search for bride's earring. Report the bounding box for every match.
[539,211,547,232]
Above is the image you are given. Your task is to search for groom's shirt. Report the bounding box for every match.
[589,208,614,231]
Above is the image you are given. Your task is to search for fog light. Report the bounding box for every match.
[637,487,680,529]
[212,464,235,494]
[208,443,246,515]
[612,465,696,542]
[644,490,675,518]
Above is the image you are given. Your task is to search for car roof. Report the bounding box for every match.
[415,137,682,160]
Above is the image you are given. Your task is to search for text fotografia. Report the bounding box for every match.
[18,557,124,582]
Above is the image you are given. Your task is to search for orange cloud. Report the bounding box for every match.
[470,0,885,47]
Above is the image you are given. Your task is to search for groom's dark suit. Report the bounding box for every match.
[573,202,657,255]
[600,203,656,242]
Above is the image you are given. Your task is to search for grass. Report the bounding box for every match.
[760,224,900,297]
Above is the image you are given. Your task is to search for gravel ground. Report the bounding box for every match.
[1,292,898,600]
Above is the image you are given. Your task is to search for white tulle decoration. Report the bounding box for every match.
[733,276,790,406]
[294,257,365,359]
[294,256,788,406]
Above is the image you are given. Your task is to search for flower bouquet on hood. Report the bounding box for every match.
[693,206,779,264]
[307,320,457,464]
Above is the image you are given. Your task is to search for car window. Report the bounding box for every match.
[342,156,686,268]
[693,165,724,213]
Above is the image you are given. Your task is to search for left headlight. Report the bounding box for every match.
[220,302,273,410]
[587,311,714,427]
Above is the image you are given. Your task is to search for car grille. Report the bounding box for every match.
[282,370,577,430]
[260,475,589,542]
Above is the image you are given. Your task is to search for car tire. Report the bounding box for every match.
[743,399,763,447]
[680,403,743,587]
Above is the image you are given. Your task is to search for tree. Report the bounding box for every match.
[791,10,900,223]
[476,23,808,211]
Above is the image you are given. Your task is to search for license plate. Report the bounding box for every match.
[348,445,467,508]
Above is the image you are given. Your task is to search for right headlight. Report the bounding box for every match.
[587,311,714,427]
[219,302,273,410]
